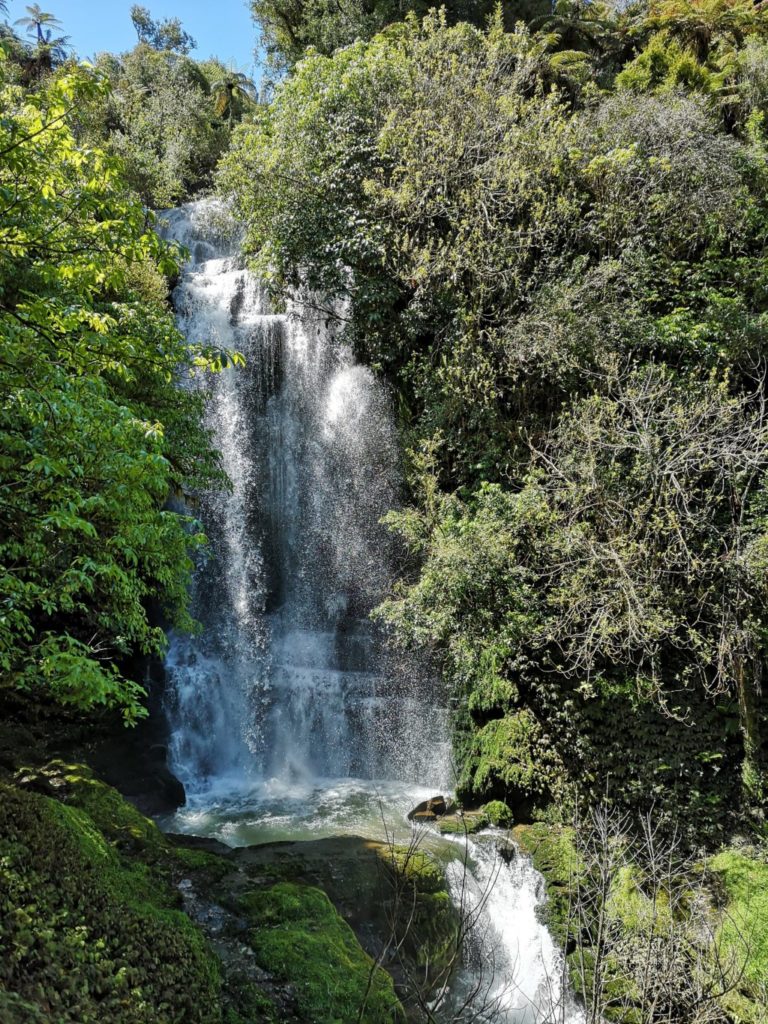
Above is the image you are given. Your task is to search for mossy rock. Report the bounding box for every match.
[1,763,450,1023]
[566,946,595,1008]
[60,762,166,848]
[223,977,280,1024]
[232,836,460,993]
[1,764,283,1024]
[482,800,513,827]
[18,760,168,855]
[436,810,488,835]
[512,822,581,945]
[386,846,447,893]
[382,847,460,979]
[567,942,644,1020]
[606,863,672,936]
[241,882,404,1023]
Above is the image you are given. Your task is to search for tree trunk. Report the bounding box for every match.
[736,658,764,803]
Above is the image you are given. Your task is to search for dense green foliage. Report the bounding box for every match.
[227,0,768,829]
[517,817,768,1024]
[0,57,235,722]
[2,5,255,209]
[75,45,249,209]
[250,0,548,70]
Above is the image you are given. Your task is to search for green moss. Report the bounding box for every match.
[710,849,768,1020]
[566,919,641,1020]
[13,761,168,857]
[606,864,672,935]
[386,846,447,892]
[62,762,167,853]
[482,800,513,827]
[0,779,222,1023]
[436,811,488,834]
[513,823,579,880]
[234,836,461,991]
[521,825,653,1015]
[3,767,450,1021]
[241,882,404,1023]
[566,847,768,1023]
[513,823,581,944]
[174,845,232,882]
[381,846,461,976]
[15,762,190,913]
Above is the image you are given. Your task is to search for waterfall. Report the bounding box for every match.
[158,200,583,1024]
[159,200,449,794]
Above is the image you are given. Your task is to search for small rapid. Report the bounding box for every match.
[443,836,582,1023]
[158,200,583,1024]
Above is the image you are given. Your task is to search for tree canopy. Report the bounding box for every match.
[129,4,197,54]
[250,0,549,70]
[0,59,234,721]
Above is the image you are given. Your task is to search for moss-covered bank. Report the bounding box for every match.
[710,850,768,1023]
[0,762,414,1023]
[227,833,461,1000]
[513,822,580,948]
[242,883,403,1023]
[0,764,222,1024]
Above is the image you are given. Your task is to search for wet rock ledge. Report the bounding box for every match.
[407,793,514,834]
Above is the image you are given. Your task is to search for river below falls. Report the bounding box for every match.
[160,778,584,1024]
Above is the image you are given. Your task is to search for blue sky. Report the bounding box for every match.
[6,0,260,74]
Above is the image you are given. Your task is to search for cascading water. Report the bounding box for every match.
[158,200,583,1024]
[444,838,584,1023]
[161,200,446,792]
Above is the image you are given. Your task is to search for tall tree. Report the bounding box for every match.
[15,4,61,43]
[129,4,196,54]
[14,4,70,77]
[211,68,259,124]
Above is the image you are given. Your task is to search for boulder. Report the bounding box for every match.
[407,795,450,821]
[436,810,489,835]
[482,799,514,828]
[86,731,186,814]
[229,834,460,994]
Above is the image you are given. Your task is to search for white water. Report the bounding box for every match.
[158,200,583,1024]
[443,837,581,1023]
